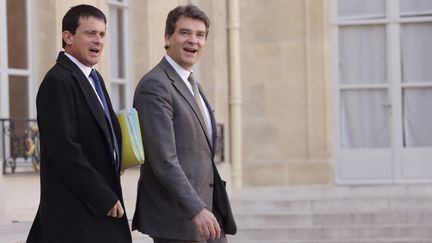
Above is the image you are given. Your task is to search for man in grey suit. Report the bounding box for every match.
[132,4,236,243]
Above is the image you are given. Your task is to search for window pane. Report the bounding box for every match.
[338,0,385,19]
[110,83,125,112]
[401,23,432,83]
[9,75,28,119]
[339,25,387,85]
[403,88,432,147]
[108,8,125,79]
[7,0,27,69]
[340,90,390,148]
[400,0,432,17]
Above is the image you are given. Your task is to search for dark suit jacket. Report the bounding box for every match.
[132,57,236,241]
[27,52,132,243]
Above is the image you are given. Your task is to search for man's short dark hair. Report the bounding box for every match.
[165,4,211,41]
[62,4,107,48]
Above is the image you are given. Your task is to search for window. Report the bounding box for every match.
[399,4,432,147]
[107,0,130,112]
[335,0,432,149]
[0,0,33,119]
[338,0,385,20]
[333,0,432,182]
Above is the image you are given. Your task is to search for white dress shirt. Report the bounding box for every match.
[64,52,104,108]
[165,55,213,139]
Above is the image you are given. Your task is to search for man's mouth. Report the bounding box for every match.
[184,47,197,54]
[90,48,100,54]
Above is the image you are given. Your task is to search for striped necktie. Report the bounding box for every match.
[188,72,210,137]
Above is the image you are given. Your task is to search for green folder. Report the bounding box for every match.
[116,108,145,170]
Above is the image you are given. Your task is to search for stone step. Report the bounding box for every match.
[229,185,432,242]
[232,185,432,201]
[231,197,432,214]
[228,225,432,240]
[234,211,432,227]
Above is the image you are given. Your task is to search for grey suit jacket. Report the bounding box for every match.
[132,57,235,241]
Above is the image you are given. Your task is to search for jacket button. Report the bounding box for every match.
[209,183,214,187]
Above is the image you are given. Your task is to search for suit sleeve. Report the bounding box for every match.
[37,75,118,217]
[134,77,206,218]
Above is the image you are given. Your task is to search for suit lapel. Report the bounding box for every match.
[200,86,217,154]
[57,53,113,151]
[160,58,212,149]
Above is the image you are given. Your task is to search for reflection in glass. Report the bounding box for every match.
[341,90,390,148]
[110,83,125,112]
[7,0,27,69]
[108,8,125,79]
[400,0,432,17]
[339,25,387,85]
[401,23,432,83]
[9,75,28,119]
[403,88,432,147]
[338,0,385,19]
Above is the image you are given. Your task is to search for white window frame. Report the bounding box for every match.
[0,0,35,119]
[332,0,432,184]
[107,0,132,111]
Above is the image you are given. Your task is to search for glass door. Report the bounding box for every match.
[397,2,432,181]
[333,0,432,183]
[335,23,393,183]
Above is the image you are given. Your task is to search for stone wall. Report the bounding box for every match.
[239,0,332,185]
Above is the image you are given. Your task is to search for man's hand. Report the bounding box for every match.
[106,200,124,218]
[192,208,221,240]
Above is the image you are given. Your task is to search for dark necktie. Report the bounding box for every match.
[90,69,119,170]
[188,73,210,136]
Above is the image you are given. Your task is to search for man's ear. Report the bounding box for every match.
[62,31,73,46]
[164,33,171,49]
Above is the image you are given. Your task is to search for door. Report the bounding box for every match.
[397,13,432,181]
[332,0,432,183]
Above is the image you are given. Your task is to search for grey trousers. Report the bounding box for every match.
[152,235,227,243]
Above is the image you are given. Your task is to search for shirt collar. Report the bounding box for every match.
[64,52,94,78]
[165,55,192,82]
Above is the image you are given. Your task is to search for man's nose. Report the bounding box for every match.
[94,34,104,43]
[188,34,199,43]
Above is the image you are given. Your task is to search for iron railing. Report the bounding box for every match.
[0,119,40,174]
[0,119,223,173]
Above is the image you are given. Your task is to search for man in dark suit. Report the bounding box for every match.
[27,4,132,243]
[132,4,236,243]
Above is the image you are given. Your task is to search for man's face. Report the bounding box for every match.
[165,16,207,71]
[62,16,106,67]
